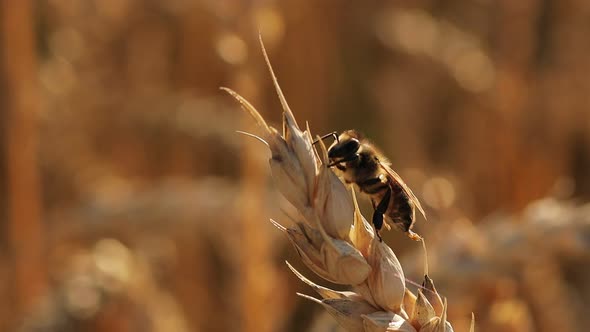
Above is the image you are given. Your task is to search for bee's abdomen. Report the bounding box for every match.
[387,182,414,231]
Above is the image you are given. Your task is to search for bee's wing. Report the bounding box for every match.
[379,162,427,220]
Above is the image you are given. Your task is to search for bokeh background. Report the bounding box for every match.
[1,0,590,331]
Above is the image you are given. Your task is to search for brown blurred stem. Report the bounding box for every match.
[0,0,47,316]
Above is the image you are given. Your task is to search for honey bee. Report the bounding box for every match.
[317,130,426,241]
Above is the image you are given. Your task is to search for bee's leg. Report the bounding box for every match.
[313,132,339,145]
[372,186,392,242]
[373,214,384,242]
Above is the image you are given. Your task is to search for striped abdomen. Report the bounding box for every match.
[368,180,414,232]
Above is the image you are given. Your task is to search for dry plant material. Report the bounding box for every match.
[222,35,474,332]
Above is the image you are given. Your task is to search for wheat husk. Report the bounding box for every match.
[222,34,471,332]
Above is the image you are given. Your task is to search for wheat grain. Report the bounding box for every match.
[222,34,474,332]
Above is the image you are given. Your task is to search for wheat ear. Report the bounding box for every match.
[222,34,475,332]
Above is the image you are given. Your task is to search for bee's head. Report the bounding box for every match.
[328,131,361,162]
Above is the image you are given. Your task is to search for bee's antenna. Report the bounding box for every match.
[312,132,339,146]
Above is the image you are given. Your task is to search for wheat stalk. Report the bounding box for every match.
[222,35,474,332]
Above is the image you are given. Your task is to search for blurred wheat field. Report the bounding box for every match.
[1,1,589,331]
